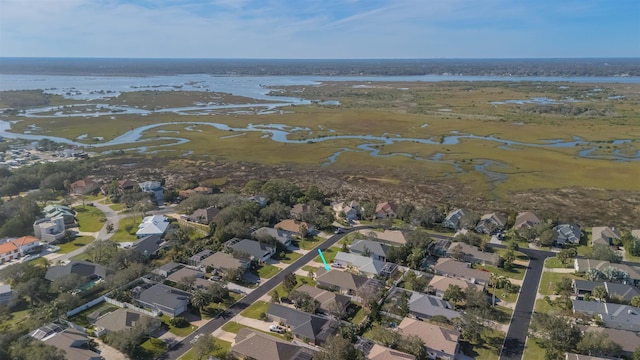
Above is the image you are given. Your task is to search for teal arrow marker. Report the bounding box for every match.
[317,249,331,271]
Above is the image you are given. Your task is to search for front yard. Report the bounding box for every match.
[160,315,197,337]
[74,205,107,232]
[476,264,527,280]
[181,339,231,360]
[57,236,94,254]
[544,257,574,269]
[278,250,303,264]
[298,236,325,250]
[538,272,581,296]
[459,328,506,360]
[312,247,338,264]
[110,218,141,242]
[256,264,281,279]
[240,300,270,319]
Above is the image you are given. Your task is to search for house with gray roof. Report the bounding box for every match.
[135,283,191,317]
[295,285,350,315]
[45,260,106,283]
[131,234,166,258]
[553,223,581,245]
[315,269,368,296]
[572,300,640,331]
[152,262,183,277]
[443,209,466,230]
[349,239,391,262]
[574,259,640,285]
[94,308,160,336]
[253,226,292,247]
[396,289,461,320]
[186,206,219,225]
[42,328,103,360]
[581,326,640,358]
[333,252,397,278]
[572,280,640,302]
[231,328,314,360]
[199,252,250,277]
[224,238,276,263]
[447,242,499,266]
[189,249,214,267]
[266,303,339,345]
[433,258,491,285]
[166,267,209,290]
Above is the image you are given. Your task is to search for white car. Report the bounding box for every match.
[190,334,203,344]
[269,324,286,334]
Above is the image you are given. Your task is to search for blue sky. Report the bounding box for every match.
[1,0,638,58]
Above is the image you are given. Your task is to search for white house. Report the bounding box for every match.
[136,215,170,238]
[11,236,40,255]
[33,217,66,243]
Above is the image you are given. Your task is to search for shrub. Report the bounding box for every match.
[170,317,189,328]
[259,312,268,321]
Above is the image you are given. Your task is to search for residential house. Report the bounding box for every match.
[230,328,313,360]
[274,219,313,237]
[178,186,213,198]
[0,284,13,305]
[118,179,137,192]
[166,267,210,290]
[290,203,311,220]
[591,226,621,247]
[443,209,466,230]
[45,261,106,283]
[136,215,170,238]
[152,262,183,278]
[43,204,77,227]
[315,269,368,296]
[42,328,103,360]
[0,241,20,264]
[186,206,219,225]
[428,275,480,298]
[135,283,191,317]
[397,318,460,360]
[572,280,640,302]
[428,238,452,257]
[332,201,361,221]
[475,213,507,234]
[358,229,407,246]
[399,289,461,320]
[131,234,166,258]
[295,285,351,315]
[375,201,397,219]
[139,181,164,205]
[333,252,397,278]
[553,224,582,246]
[266,303,339,345]
[447,242,499,266]
[581,327,640,359]
[10,236,40,255]
[94,308,161,336]
[574,259,640,285]
[224,238,276,263]
[70,178,101,195]
[248,195,269,207]
[350,239,391,262]
[513,211,542,230]
[199,252,250,277]
[188,250,215,267]
[572,300,640,331]
[253,227,293,247]
[367,344,416,360]
[433,258,491,285]
[33,217,66,243]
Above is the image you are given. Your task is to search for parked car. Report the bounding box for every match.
[269,325,286,334]
[230,288,246,295]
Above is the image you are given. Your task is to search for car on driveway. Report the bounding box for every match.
[269,325,286,334]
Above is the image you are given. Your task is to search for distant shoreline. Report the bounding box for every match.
[1,57,638,77]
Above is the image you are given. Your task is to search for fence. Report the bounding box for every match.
[66,296,106,317]
[104,297,160,317]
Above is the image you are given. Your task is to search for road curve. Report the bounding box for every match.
[161,226,371,360]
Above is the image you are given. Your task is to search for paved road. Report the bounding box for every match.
[161,226,370,360]
[499,248,553,360]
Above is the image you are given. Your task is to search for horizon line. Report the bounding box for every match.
[1,56,639,61]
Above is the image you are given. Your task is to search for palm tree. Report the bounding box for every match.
[191,289,211,311]
[489,273,499,306]
[593,286,608,303]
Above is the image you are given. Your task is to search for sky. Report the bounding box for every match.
[1,0,639,59]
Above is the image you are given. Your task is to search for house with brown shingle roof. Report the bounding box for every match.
[295,285,351,315]
[397,317,459,360]
[231,328,313,360]
[274,219,313,237]
[187,206,219,224]
[367,344,416,360]
[315,269,372,296]
[428,275,481,298]
[433,258,490,285]
[199,252,250,276]
[70,178,101,195]
[290,203,311,220]
[513,211,542,230]
[475,213,507,234]
[375,201,398,219]
[591,226,621,247]
[358,229,407,246]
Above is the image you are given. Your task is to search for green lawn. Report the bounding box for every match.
[240,300,270,319]
[538,272,581,296]
[301,265,319,273]
[534,298,553,313]
[68,302,117,328]
[221,322,286,339]
[181,339,231,360]
[497,249,529,262]
[459,328,506,360]
[0,306,31,331]
[312,247,338,264]
[108,203,124,212]
[493,305,514,324]
[349,305,367,325]
[279,251,303,264]
[522,337,547,360]
[298,235,325,250]
[270,275,317,297]
[487,287,518,304]
[476,264,526,280]
[57,236,94,254]
[110,218,141,242]
[257,265,281,279]
[160,315,197,337]
[140,338,166,358]
[544,257,574,269]
[74,205,107,232]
